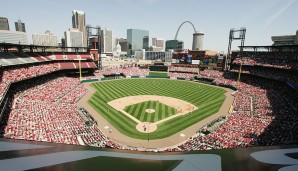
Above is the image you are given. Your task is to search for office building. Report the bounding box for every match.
[192,32,204,50]
[134,49,173,62]
[0,30,28,44]
[118,38,128,52]
[101,28,113,53]
[165,40,184,51]
[127,29,149,55]
[72,10,86,47]
[15,20,26,32]
[0,17,9,31]
[64,28,84,52]
[32,30,58,46]
[149,46,162,52]
[152,37,164,51]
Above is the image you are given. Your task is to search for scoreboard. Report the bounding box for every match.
[172,50,224,67]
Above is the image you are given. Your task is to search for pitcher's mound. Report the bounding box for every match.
[145,109,155,113]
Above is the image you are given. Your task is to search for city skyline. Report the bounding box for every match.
[0,0,297,53]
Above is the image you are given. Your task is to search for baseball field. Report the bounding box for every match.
[88,79,226,140]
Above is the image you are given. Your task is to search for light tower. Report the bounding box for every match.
[225,27,246,70]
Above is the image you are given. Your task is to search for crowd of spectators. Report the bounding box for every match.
[169,70,298,151]
[230,66,298,90]
[1,59,297,152]
[232,51,298,70]
[199,69,224,78]
[0,63,60,100]
[168,66,200,73]
[3,74,119,147]
[100,66,149,76]
[168,72,194,79]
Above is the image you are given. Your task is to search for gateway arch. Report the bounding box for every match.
[174,21,204,50]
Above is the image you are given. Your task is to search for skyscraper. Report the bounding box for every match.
[100,28,113,53]
[192,32,204,50]
[0,17,9,31]
[127,29,149,55]
[64,28,84,52]
[15,20,26,32]
[72,10,86,47]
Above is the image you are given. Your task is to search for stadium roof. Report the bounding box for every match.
[0,42,87,51]
[239,45,298,51]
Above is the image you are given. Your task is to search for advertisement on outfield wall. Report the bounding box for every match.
[192,60,200,65]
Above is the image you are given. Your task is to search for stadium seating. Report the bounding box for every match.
[54,53,67,60]
[168,72,194,79]
[4,74,108,147]
[232,51,298,70]
[58,62,97,69]
[171,70,298,151]
[168,66,200,73]
[230,66,298,90]
[101,67,149,76]
[1,58,297,152]
[0,63,60,100]
[80,53,92,59]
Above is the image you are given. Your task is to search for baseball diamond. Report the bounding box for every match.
[87,79,227,140]
[124,100,177,122]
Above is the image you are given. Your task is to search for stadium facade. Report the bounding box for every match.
[271,30,298,46]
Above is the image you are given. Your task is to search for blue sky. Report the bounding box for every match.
[0,0,297,52]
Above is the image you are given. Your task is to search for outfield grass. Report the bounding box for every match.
[149,72,168,77]
[88,79,226,140]
[124,100,177,122]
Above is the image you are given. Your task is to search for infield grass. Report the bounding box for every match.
[124,100,177,122]
[88,79,226,140]
[149,72,168,77]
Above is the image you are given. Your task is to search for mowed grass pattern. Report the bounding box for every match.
[124,100,177,122]
[88,79,226,140]
[149,72,168,77]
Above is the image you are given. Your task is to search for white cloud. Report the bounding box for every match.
[263,0,295,29]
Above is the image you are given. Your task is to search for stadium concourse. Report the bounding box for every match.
[0,49,297,154]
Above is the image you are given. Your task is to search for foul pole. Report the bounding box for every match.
[79,55,82,81]
[237,60,242,88]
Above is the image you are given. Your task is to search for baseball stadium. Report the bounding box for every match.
[0,40,298,170]
[0,13,298,171]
